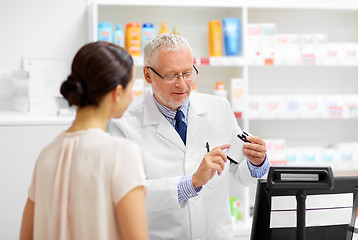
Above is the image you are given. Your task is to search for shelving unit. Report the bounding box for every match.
[88,1,358,239]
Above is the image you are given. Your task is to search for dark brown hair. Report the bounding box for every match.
[60,41,133,107]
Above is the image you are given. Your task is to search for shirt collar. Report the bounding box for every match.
[153,94,190,120]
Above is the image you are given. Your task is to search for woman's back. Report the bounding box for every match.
[29,128,145,240]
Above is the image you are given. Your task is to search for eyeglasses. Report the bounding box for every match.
[146,65,199,83]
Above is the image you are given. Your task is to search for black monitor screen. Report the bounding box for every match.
[251,176,358,240]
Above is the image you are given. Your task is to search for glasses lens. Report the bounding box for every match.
[163,74,177,81]
[162,68,197,82]
[183,70,195,80]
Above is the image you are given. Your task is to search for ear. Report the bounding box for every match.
[143,66,152,84]
[112,84,123,103]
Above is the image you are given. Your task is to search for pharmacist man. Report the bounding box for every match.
[110,33,269,240]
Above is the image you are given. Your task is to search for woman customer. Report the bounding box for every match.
[20,41,148,240]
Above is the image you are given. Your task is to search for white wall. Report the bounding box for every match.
[0,125,71,239]
[0,0,88,239]
[0,0,88,74]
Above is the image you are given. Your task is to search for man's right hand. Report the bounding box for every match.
[192,144,231,189]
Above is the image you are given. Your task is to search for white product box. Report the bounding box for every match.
[129,78,145,107]
[337,142,358,170]
[275,34,302,65]
[261,23,277,65]
[274,34,289,65]
[313,34,328,65]
[284,147,303,166]
[133,78,144,98]
[321,148,338,168]
[301,147,324,166]
[246,24,262,65]
[230,78,245,117]
[301,34,316,65]
[286,34,302,65]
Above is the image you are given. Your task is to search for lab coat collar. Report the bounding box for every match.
[189,91,208,116]
[186,91,208,146]
[142,87,208,151]
[143,87,185,151]
[143,87,163,126]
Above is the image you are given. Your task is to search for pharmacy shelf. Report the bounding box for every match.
[246,5,358,160]
[246,0,358,10]
[94,0,358,10]
[88,1,358,237]
[0,111,75,126]
[133,56,245,67]
[136,57,358,67]
[88,3,244,56]
[96,0,246,8]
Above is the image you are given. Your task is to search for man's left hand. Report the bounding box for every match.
[243,135,266,166]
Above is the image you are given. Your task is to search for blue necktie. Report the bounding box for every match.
[175,110,187,145]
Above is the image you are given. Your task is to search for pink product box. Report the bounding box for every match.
[340,43,358,65]
[265,139,287,166]
[261,96,283,118]
[321,43,358,66]
[323,43,342,65]
[265,139,286,152]
[302,96,324,118]
[246,96,263,119]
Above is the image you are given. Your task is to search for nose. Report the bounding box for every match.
[177,74,185,80]
[174,74,186,85]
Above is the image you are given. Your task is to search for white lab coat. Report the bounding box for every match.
[110,88,257,240]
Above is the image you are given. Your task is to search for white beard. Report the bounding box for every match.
[154,87,187,110]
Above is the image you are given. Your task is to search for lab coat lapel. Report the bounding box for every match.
[143,88,185,152]
[186,92,208,147]
[157,118,185,151]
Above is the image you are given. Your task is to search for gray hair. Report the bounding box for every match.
[143,33,193,67]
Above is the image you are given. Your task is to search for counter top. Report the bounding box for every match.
[0,111,75,126]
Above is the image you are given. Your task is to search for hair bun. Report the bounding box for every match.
[67,74,79,83]
[60,74,85,106]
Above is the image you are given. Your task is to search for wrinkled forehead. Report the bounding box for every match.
[155,47,193,70]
